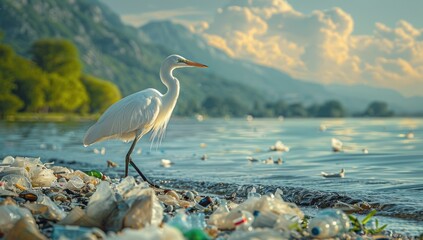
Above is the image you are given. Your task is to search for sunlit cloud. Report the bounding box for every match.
[199,0,423,97]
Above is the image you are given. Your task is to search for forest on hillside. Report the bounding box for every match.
[0,36,121,117]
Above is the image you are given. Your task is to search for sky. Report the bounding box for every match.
[101,0,423,97]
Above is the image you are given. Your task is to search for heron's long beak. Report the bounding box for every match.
[186,60,208,68]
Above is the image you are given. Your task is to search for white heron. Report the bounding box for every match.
[83,55,207,186]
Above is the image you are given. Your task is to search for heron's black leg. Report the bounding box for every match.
[125,136,139,177]
[124,136,161,188]
[129,160,161,188]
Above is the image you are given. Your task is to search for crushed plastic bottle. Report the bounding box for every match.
[168,210,191,232]
[2,156,15,165]
[0,166,30,179]
[30,167,56,187]
[247,187,261,199]
[123,188,164,229]
[34,194,66,221]
[86,181,117,226]
[233,211,254,231]
[251,210,278,228]
[115,176,137,195]
[208,199,230,228]
[190,213,207,229]
[50,166,71,174]
[228,228,289,240]
[1,174,32,192]
[51,224,106,240]
[5,216,47,240]
[168,210,210,240]
[65,176,85,190]
[107,225,185,240]
[0,205,34,235]
[308,209,351,239]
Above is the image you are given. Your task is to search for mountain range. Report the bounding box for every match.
[0,0,421,114]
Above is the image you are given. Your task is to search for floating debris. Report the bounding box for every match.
[406,131,414,139]
[269,141,290,152]
[246,115,254,122]
[263,157,274,165]
[398,131,415,139]
[160,159,173,168]
[246,156,259,162]
[107,160,118,168]
[276,157,283,165]
[200,143,207,148]
[201,154,208,161]
[362,148,369,154]
[196,114,204,122]
[331,138,343,152]
[321,169,345,178]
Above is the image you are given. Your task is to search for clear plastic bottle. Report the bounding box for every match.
[233,210,254,231]
[247,187,261,199]
[308,209,351,239]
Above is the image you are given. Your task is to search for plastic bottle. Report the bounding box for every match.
[168,210,191,232]
[168,211,210,240]
[0,205,34,234]
[251,210,278,228]
[51,225,106,240]
[233,211,254,231]
[247,187,261,199]
[207,199,230,228]
[308,209,351,239]
[189,213,207,229]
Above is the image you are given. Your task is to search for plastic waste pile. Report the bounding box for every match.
[1,155,362,239]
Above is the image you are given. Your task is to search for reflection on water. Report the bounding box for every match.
[1,118,423,232]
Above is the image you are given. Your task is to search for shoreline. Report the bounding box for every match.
[0,156,421,239]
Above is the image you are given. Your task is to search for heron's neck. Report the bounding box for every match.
[160,64,180,108]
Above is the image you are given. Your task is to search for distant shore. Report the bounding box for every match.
[3,113,99,122]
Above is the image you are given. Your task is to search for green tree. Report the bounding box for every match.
[307,104,320,117]
[286,103,308,117]
[12,57,48,111]
[362,101,394,117]
[30,39,82,78]
[271,100,288,117]
[45,73,89,113]
[0,43,46,112]
[30,39,89,113]
[317,100,346,117]
[81,74,121,113]
[202,96,224,117]
[0,95,23,117]
[0,44,16,95]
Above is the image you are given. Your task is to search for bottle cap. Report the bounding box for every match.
[233,217,247,226]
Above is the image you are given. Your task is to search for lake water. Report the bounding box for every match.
[1,118,422,234]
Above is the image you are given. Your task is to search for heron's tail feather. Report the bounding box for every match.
[83,126,97,147]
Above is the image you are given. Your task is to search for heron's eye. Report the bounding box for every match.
[177,59,186,63]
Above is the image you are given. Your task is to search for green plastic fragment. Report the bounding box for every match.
[84,170,103,179]
[183,228,210,240]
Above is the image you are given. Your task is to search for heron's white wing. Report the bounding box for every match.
[84,89,162,146]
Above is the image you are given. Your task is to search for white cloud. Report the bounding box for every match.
[200,0,423,96]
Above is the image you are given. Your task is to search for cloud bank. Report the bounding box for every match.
[198,0,423,96]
